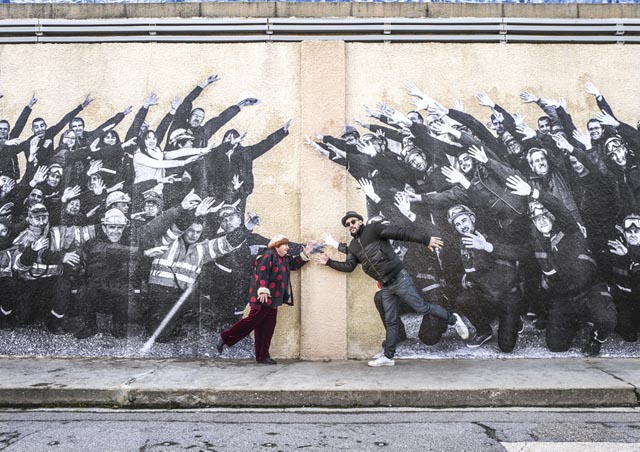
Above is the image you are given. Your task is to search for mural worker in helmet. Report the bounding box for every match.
[75,208,139,339]
[315,211,469,368]
[216,234,313,365]
[447,204,526,351]
[506,174,617,356]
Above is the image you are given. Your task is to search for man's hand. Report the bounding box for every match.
[356,142,377,157]
[170,96,181,115]
[441,166,470,189]
[31,165,49,186]
[313,253,329,265]
[475,91,495,109]
[427,236,444,251]
[595,110,620,128]
[238,97,259,108]
[451,99,464,112]
[403,82,426,100]
[394,192,414,221]
[81,94,93,108]
[92,177,106,196]
[62,252,81,267]
[462,231,491,252]
[144,93,159,109]
[200,74,220,88]
[1,179,16,194]
[181,189,201,211]
[0,202,13,216]
[584,82,601,98]
[31,237,49,252]
[608,239,628,256]
[572,129,592,150]
[28,93,38,109]
[519,91,539,104]
[87,160,104,177]
[195,196,217,217]
[232,174,244,191]
[122,137,138,149]
[144,245,169,258]
[357,178,380,203]
[4,138,22,147]
[123,106,133,116]
[284,119,292,133]
[468,145,488,164]
[506,175,533,197]
[62,186,81,203]
[552,133,574,153]
[516,122,537,140]
[513,112,526,127]
[363,104,379,119]
[427,100,449,118]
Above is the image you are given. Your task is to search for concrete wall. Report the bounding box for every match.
[1,38,639,360]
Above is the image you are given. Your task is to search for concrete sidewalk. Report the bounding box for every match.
[0,357,638,409]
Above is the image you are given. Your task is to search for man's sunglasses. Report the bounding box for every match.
[345,219,360,227]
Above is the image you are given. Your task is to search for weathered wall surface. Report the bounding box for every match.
[0,40,639,360]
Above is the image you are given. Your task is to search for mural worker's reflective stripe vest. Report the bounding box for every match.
[0,249,14,278]
[149,234,236,289]
[12,225,96,280]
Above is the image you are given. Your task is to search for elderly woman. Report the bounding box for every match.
[217,234,312,364]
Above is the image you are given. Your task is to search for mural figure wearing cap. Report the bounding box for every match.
[315,210,469,367]
[447,204,526,351]
[604,213,640,343]
[506,174,617,356]
[217,234,312,364]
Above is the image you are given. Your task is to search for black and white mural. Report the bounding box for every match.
[0,75,295,358]
[308,82,640,358]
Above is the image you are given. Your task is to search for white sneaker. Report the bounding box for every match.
[372,348,385,359]
[367,356,395,367]
[451,313,470,340]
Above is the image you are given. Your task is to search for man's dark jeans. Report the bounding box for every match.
[381,269,450,358]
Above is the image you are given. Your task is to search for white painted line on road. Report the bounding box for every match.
[502,443,640,452]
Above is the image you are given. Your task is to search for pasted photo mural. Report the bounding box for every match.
[0,43,301,359]
[307,43,640,359]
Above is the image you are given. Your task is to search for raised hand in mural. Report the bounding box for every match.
[513,112,526,127]
[506,174,533,197]
[106,181,124,194]
[403,82,427,101]
[61,186,82,203]
[394,192,415,222]
[245,212,261,231]
[195,197,221,217]
[199,74,220,88]
[584,82,602,98]
[357,178,381,204]
[519,91,539,104]
[608,239,628,256]
[284,119,293,133]
[1,178,15,195]
[81,93,93,109]
[441,166,470,189]
[181,189,202,211]
[28,93,38,109]
[552,133,574,154]
[122,105,134,116]
[86,160,104,177]
[28,136,40,163]
[462,231,492,252]
[572,128,592,150]
[232,174,244,190]
[170,96,181,115]
[427,99,449,119]
[304,135,330,158]
[0,202,13,216]
[237,96,260,108]
[516,121,537,140]
[144,245,170,258]
[356,141,377,157]
[595,110,620,128]
[92,177,106,196]
[475,91,495,109]
[451,99,464,112]
[468,145,488,164]
[62,252,81,267]
[143,93,159,109]
[363,104,379,119]
[30,165,49,187]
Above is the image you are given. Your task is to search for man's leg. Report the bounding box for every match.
[496,288,523,353]
[380,287,400,359]
[545,300,577,352]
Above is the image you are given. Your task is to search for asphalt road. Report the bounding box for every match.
[1,408,640,451]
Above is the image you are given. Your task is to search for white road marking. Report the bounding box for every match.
[502,443,640,452]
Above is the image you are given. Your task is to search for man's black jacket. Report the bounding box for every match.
[327,222,433,285]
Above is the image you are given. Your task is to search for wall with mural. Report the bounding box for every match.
[0,41,639,360]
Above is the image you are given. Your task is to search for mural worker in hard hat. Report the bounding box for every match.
[75,208,138,339]
[217,234,312,365]
[506,174,617,356]
[315,211,469,368]
[447,204,526,351]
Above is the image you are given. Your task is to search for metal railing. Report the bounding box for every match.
[0,17,639,43]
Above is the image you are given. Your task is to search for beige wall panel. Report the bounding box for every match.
[299,40,349,360]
